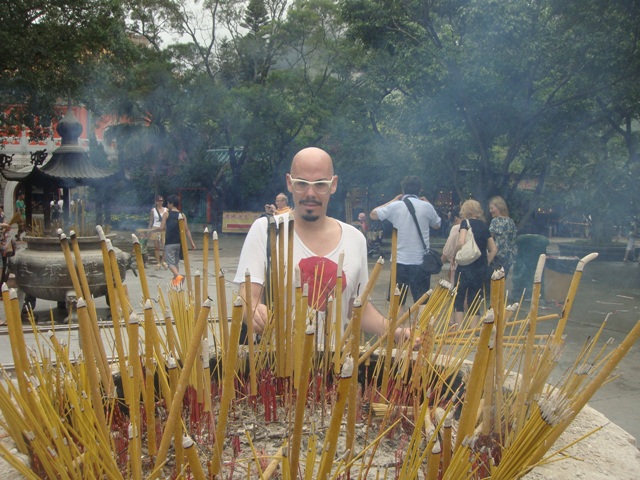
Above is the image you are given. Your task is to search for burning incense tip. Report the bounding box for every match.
[213,231,218,240]
[105,239,113,251]
[182,436,195,449]
[9,288,17,300]
[95,225,106,241]
[233,297,243,307]
[59,233,67,240]
[444,413,453,428]
[144,299,152,309]
[56,228,63,236]
[178,213,184,220]
[534,254,547,282]
[69,230,76,238]
[1,283,7,293]
[167,356,177,369]
[128,312,140,325]
[491,267,505,280]
[204,227,209,233]
[577,252,599,271]
[195,269,200,276]
[76,298,87,309]
[341,356,354,378]
[305,319,316,335]
[132,234,139,244]
[507,303,519,311]
[353,297,362,308]
[203,298,212,308]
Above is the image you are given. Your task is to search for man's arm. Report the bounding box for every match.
[425,201,441,230]
[238,281,269,334]
[487,237,498,265]
[370,194,402,221]
[361,302,414,343]
[182,215,197,249]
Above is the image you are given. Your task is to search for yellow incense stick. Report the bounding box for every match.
[289,318,316,477]
[183,435,207,480]
[151,300,212,477]
[178,214,193,295]
[211,297,244,475]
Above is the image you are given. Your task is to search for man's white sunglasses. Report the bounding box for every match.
[289,176,334,194]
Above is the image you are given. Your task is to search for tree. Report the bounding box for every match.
[340,0,640,230]
[0,0,133,138]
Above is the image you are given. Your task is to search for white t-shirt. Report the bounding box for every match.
[151,207,167,228]
[233,213,369,329]
[374,195,441,265]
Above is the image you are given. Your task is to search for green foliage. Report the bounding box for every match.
[3,0,639,242]
[0,0,134,136]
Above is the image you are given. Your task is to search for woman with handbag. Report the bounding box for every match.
[453,200,497,327]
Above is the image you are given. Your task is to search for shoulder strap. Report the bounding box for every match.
[264,215,277,307]
[403,198,427,251]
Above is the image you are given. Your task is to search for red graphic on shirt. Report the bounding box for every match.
[298,256,347,311]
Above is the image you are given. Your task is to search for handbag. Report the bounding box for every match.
[455,219,481,266]
[403,198,442,275]
[1,236,15,257]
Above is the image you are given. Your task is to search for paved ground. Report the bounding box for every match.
[1,230,639,446]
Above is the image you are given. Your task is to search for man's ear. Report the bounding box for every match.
[330,175,338,194]
[286,173,294,194]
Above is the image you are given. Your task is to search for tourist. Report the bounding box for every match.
[453,199,497,328]
[235,147,413,343]
[370,175,441,305]
[488,196,517,276]
[441,206,462,284]
[154,194,196,286]
[264,192,292,215]
[15,191,26,241]
[148,195,168,269]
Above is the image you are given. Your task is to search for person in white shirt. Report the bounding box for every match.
[147,195,168,269]
[370,176,441,305]
[234,147,412,343]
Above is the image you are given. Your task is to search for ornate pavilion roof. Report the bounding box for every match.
[0,102,118,188]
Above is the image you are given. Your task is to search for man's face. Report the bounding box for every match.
[287,159,336,222]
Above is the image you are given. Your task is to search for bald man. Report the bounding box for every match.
[234,147,409,342]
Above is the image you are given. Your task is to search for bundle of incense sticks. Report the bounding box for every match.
[0,224,638,479]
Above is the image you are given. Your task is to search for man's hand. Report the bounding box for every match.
[252,303,270,334]
[394,326,422,350]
